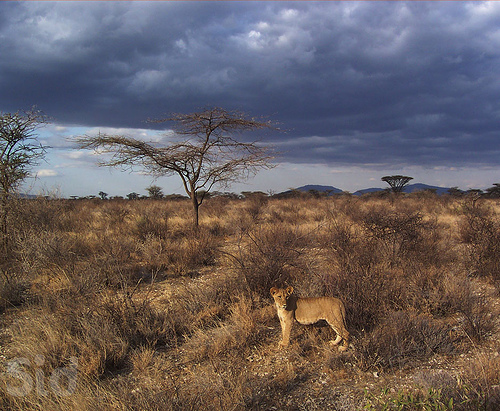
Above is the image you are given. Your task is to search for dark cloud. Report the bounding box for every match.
[1,1,500,169]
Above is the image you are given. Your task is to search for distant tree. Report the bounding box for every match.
[485,184,500,198]
[447,187,464,197]
[274,188,302,199]
[127,192,140,200]
[241,191,268,200]
[381,175,413,193]
[308,189,328,198]
[164,194,187,201]
[75,107,276,227]
[98,191,108,200]
[146,185,164,199]
[211,191,240,199]
[467,189,483,196]
[0,109,48,256]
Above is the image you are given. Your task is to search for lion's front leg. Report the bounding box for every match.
[279,318,292,348]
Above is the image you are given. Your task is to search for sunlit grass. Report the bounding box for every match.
[1,194,499,409]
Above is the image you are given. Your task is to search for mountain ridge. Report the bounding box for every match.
[294,183,452,196]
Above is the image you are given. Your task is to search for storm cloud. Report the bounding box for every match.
[1,1,500,187]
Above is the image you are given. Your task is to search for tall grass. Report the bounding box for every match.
[0,194,499,410]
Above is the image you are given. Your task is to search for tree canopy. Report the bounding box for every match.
[0,108,48,256]
[381,175,413,193]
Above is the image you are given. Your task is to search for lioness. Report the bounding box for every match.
[270,286,349,351]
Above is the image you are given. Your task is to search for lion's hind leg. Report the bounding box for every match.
[329,333,343,346]
[326,318,349,351]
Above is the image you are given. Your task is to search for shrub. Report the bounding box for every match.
[0,269,26,312]
[458,197,500,282]
[321,216,377,275]
[133,211,170,240]
[360,205,439,267]
[356,311,463,372]
[365,386,455,410]
[320,266,411,333]
[181,297,260,363]
[6,289,172,381]
[163,227,222,276]
[231,223,308,297]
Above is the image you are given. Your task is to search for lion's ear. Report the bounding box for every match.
[270,287,278,296]
[285,286,294,296]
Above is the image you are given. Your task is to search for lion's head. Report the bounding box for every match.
[270,286,294,309]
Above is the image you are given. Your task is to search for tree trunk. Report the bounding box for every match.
[0,192,8,260]
[191,193,199,228]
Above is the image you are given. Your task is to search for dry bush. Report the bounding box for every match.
[230,223,309,297]
[427,272,496,342]
[12,198,76,232]
[127,201,225,276]
[321,215,378,276]
[6,289,172,383]
[322,262,495,346]
[320,216,413,332]
[133,211,170,240]
[163,227,222,276]
[181,296,263,363]
[16,229,85,278]
[242,192,269,222]
[265,199,302,224]
[356,310,463,372]
[134,229,223,278]
[316,198,483,340]
[408,351,500,410]
[459,352,500,410]
[0,269,27,312]
[155,270,252,349]
[320,266,410,333]
[359,204,440,268]
[172,361,250,410]
[458,197,500,283]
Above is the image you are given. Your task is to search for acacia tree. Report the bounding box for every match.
[75,107,275,226]
[381,175,413,193]
[0,109,48,255]
[485,183,500,198]
[127,192,140,200]
[146,185,164,199]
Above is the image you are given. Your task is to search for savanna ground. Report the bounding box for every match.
[0,192,500,410]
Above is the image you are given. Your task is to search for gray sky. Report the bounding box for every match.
[1,1,499,197]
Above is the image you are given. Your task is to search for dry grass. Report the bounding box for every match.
[0,194,499,409]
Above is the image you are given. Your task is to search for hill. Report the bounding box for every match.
[354,183,451,196]
[287,183,451,196]
[404,183,450,195]
[296,184,343,194]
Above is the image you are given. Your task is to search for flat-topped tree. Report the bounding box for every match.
[381,175,413,193]
[75,107,275,226]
